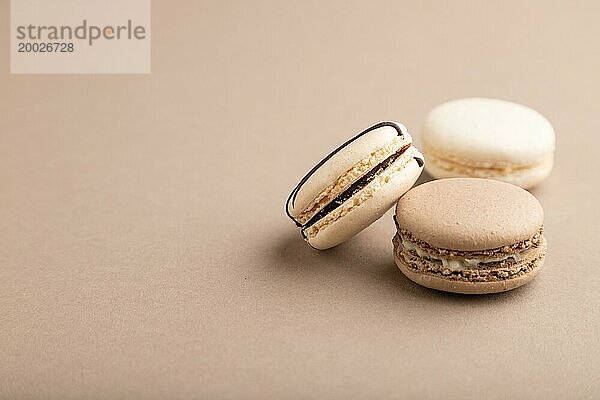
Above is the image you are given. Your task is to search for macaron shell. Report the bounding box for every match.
[395,250,544,294]
[422,98,555,165]
[307,149,423,250]
[423,150,554,189]
[289,124,406,217]
[395,178,544,251]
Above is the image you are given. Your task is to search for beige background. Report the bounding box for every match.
[1,1,599,399]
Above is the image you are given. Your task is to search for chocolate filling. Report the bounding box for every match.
[302,144,411,230]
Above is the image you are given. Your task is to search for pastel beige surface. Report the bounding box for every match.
[1,1,600,399]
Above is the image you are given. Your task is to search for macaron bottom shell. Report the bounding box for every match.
[393,235,546,295]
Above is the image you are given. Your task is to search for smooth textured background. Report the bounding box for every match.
[1,1,599,399]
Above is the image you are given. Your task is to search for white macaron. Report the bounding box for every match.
[422,98,555,188]
[286,122,424,250]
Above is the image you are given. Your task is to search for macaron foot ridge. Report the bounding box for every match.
[393,231,547,294]
[395,252,544,294]
[422,146,553,189]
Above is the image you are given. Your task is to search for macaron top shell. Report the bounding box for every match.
[287,122,407,218]
[422,98,555,164]
[395,178,544,251]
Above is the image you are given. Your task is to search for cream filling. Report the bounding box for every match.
[304,147,418,239]
[296,136,404,225]
[423,144,553,177]
[400,236,531,271]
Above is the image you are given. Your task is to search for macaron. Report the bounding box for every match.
[286,122,424,250]
[393,178,546,294]
[422,98,555,188]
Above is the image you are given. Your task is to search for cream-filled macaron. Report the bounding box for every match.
[286,122,424,250]
[393,178,546,294]
[422,98,555,188]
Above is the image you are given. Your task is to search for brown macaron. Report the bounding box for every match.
[393,178,546,294]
